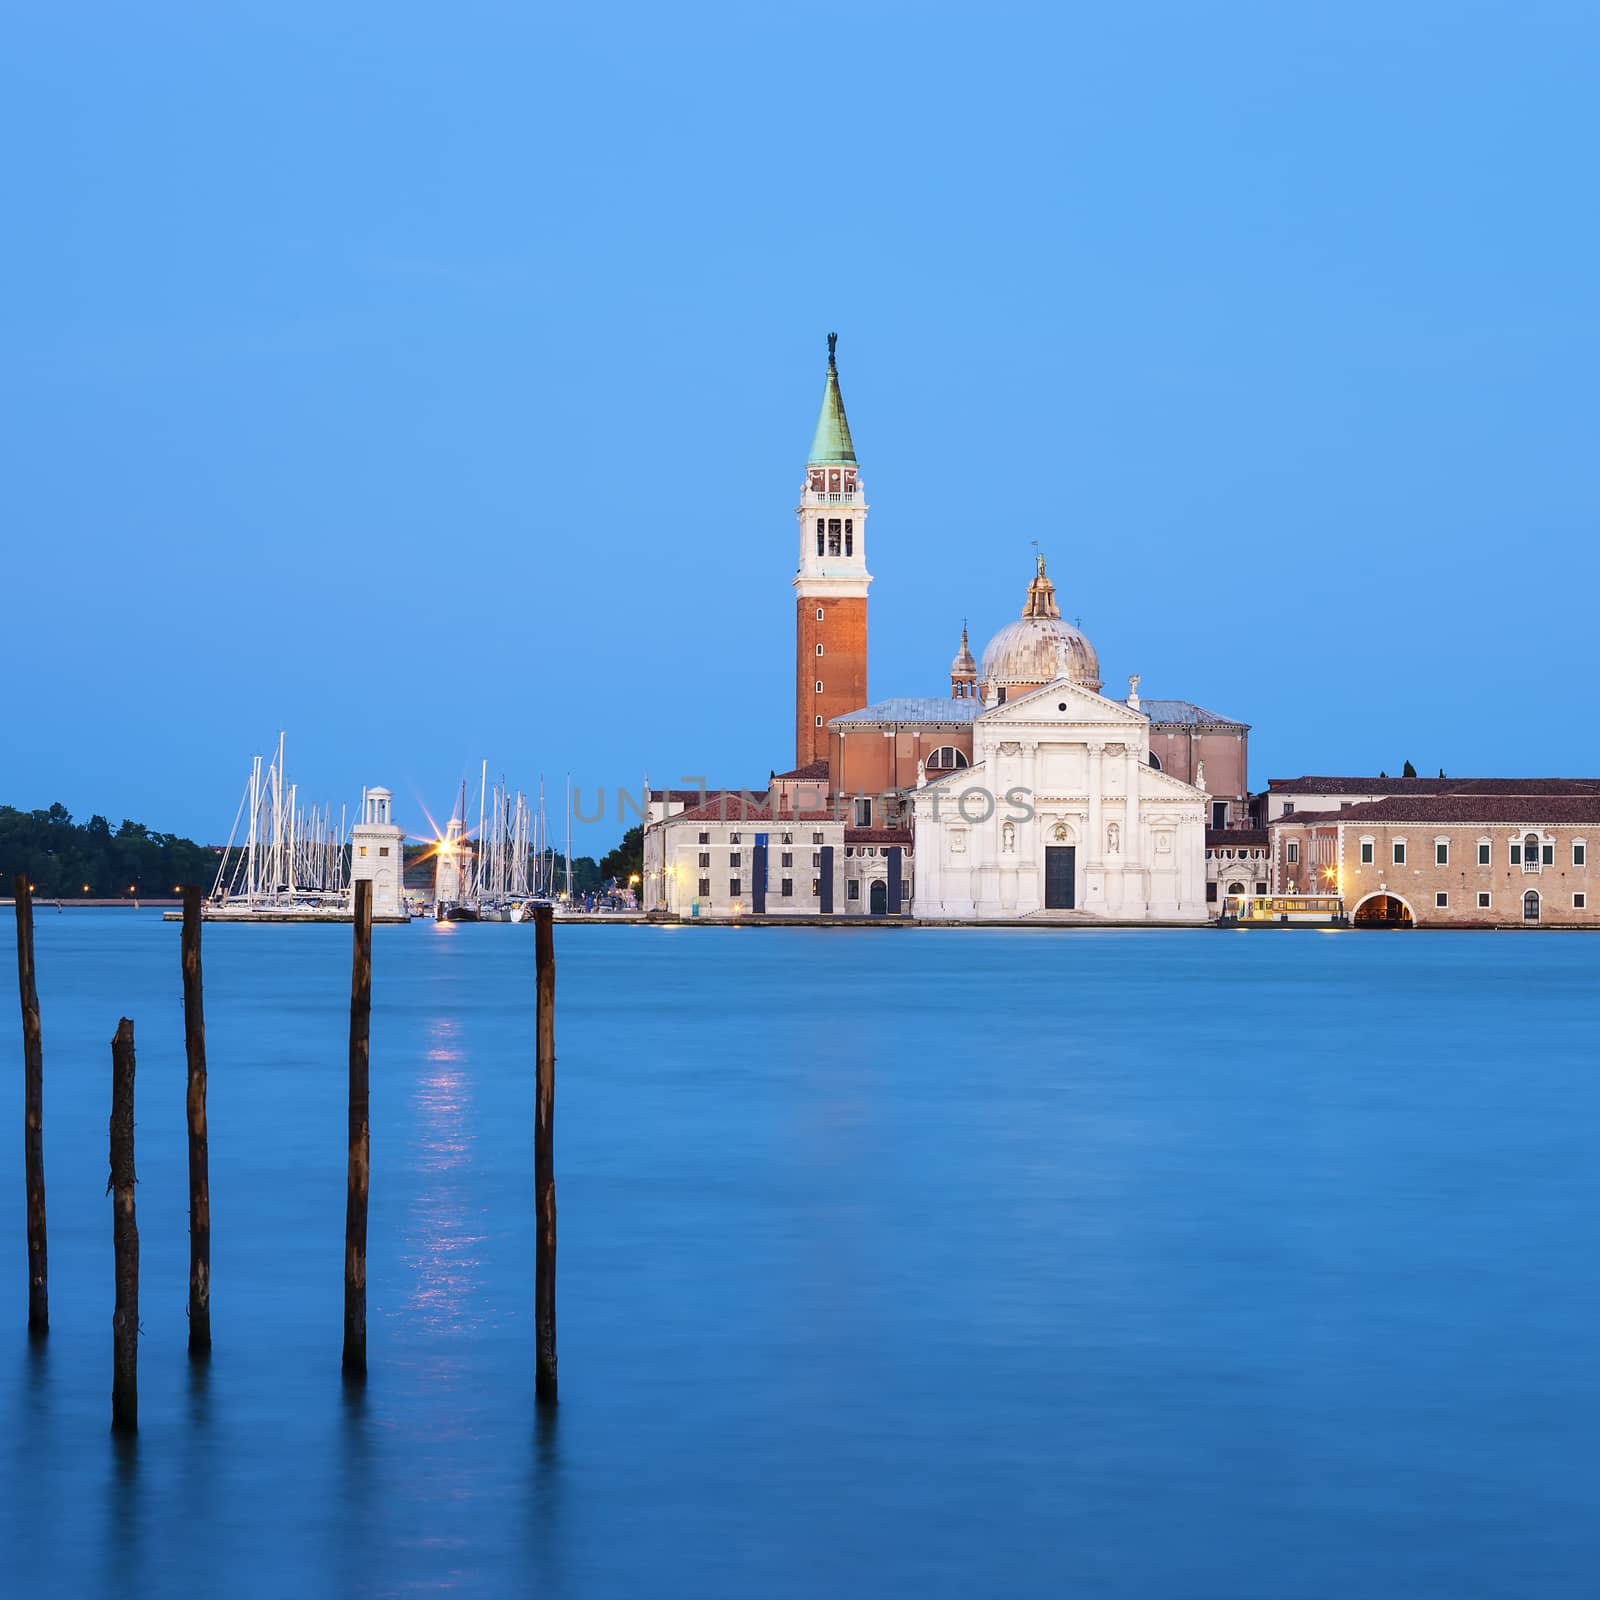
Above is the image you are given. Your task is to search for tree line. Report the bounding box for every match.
[3,802,643,903]
[1,804,221,899]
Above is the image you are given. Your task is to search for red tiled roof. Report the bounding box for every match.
[649,787,743,804]
[771,759,830,781]
[844,827,912,845]
[666,795,836,825]
[1269,776,1600,796]
[1277,796,1600,826]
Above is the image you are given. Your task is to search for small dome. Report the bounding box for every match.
[978,557,1101,694]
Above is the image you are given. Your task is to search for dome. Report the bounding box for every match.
[978,557,1101,695]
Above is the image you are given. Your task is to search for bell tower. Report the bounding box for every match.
[794,333,871,767]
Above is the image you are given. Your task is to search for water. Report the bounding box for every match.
[2,913,1597,1598]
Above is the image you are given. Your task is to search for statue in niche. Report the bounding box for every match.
[1196,760,1206,793]
[1107,820,1121,854]
[1002,820,1016,853]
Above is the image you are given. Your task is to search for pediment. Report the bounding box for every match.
[977,677,1145,727]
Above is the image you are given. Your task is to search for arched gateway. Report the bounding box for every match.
[1352,892,1415,928]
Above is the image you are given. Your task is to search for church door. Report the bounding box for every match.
[1044,846,1076,909]
[869,880,887,915]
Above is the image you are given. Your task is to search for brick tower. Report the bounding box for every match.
[794,333,871,767]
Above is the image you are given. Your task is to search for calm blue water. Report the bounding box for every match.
[1,912,1596,1598]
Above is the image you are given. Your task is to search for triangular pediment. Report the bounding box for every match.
[976,677,1145,727]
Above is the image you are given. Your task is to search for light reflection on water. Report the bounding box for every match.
[401,1016,487,1338]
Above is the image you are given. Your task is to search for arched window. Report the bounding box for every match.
[1226,881,1245,896]
[1525,832,1542,872]
[925,746,969,771]
[1148,751,1162,770]
[1524,889,1541,921]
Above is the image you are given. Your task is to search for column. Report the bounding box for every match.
[1082,742,1102,910]
[1124,741,1146,917]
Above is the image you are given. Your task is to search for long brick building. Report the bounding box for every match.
[1266,777,1600,926]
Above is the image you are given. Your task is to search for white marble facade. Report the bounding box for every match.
[910,679,1208,921]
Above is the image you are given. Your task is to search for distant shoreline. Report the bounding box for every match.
[1,898,182,909]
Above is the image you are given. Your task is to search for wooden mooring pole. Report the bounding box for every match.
[13,875,48,1334]
[181,886,211,1355]
[534,904,557,1403]
[342,879,373,1377]
[110,1018,139,1433]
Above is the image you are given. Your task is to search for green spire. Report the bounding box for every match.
[807,331,857,464]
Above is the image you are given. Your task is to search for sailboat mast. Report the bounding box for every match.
[565,772,573,903]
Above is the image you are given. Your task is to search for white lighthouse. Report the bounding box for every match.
[350,786,407,921]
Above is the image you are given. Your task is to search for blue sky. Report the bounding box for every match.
[4,2,1597,848]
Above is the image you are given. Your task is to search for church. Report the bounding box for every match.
[645,336,1245,922]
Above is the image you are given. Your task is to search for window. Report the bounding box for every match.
[1282,802,1295,816]
[925,746,969,770]
[1478,841,1491,866]
[1360,839,1374,864]
[812,852,821,867]
[1211,802,1227,830]
[1510,841,1522,865]
[729,878,741,898]
[1574,893,1587,910]
[729,852,741,868]
[781,878,793,897]
[815,716,823,727]
[781,851,792,868]
[1435,841,1449,866]
[781,832,793,844]
[1524,890,1540,921]
[815,519,824,557]
[847,880,860,900]
[1542,843,1554,865]
[698,852,710,869]
[1478,892,1491,909]
[379,846,390,857]
[1575,842,1587,866]
[844,518,854,556]
[1393,841,1406,865]
[812,832,824,844]
[815,608,824,622]
[1205,882,1218,902]
[1286,842,1299,864]
[698,831,710,845]
[1435,892,1449,908]
[816,643,824,657]
[1255,881,1268,895]
[827,518,842,556]
[358,846,367,858]
[855,799,872,826]
[697,877,710,898]
[730,832,742,844]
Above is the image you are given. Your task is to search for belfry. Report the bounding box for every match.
[793,333,871,767]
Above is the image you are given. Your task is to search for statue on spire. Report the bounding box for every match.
[1030,539,1046,578]
[827,331,838,367]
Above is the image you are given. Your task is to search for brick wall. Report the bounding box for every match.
[795,595,867,767]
